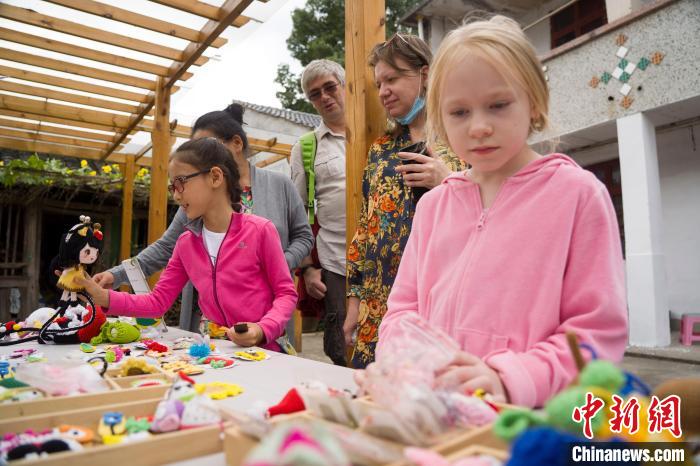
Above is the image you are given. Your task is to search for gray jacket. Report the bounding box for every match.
[109,163,313,287]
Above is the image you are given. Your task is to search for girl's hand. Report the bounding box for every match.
[75,273,110,308]
[92,271,115,290]
[227,322,264,347]
[395,152,452,189]
[435,351,508,403]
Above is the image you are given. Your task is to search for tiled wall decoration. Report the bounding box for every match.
[588,34,665,108]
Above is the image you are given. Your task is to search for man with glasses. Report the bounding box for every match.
[290,59,348,366]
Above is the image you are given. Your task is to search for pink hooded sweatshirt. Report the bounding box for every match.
[378,154,628,407]
[107,212,297,351]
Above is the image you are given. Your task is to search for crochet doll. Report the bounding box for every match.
[0,215,104,345]
[56,215,103,306]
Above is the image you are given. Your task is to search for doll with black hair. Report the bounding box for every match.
[56,215,103,306]
[0,215,105,345]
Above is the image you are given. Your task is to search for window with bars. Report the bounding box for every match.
[551,0,608,49]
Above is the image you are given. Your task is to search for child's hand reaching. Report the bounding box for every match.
[75,273,110,308]
[227,322,264,347]
[435,351,508,403]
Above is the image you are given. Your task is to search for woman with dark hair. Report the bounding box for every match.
[93,104,312,340]
[344,34,465,368]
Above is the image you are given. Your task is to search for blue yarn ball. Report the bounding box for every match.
[506,427,636,466]
[188,342,210,359]
[506,427,579,466]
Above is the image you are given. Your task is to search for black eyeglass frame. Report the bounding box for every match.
[167,169,210,195]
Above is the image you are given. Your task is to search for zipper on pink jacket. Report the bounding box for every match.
[200,227,231,327]
[477,212,487,230]
[475,180,510,231]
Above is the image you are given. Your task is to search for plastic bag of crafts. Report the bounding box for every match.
[14,361,111,396]
[360,313,497,445]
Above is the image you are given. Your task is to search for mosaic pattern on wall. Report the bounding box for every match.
[588,34,664,109]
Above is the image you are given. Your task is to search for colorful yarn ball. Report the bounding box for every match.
[493,408,546,441]
[545,386,605,435]
[189,343,210,359]
[580,360,625,393]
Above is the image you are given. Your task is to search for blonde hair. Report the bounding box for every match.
[426,15,549,148]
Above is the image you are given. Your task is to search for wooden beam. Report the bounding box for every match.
[0,48,158,91]
[0,127,122,150]
[0,80,140,114]
[147,77,171,266]
[0,136,152,167]
[0,4,208,66]
[44,0,227,48]
[0,94,135,129]
[0,108,124,136]
[0,135,101,160]
[344,1,386,255]
[0,116,122,142]
[164,0,253,89]
[248,137,293,156]
[134,141,153,161]
[255,153,289,168]
[105,0,250,159]
[149,0,252,26]
[0,27,194,80]
[120,156,135,262]
[0,65,149,103]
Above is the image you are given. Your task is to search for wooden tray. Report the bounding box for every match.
[0,384,169,418]
[223,397,510,466]
[0,398,233,466]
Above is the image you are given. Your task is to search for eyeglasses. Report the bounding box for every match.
[308,82,340,101]
[167,169,210,195]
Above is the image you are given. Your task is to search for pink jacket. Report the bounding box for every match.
[107,212,297,351]
[378,154,628,407]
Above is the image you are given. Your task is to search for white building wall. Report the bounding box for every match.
[656,123,700,317]
[525,18,551,56]
[570,122,700,321]
[241,110,315,177]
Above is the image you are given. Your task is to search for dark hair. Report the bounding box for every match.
[369,33,432,74]
[171,137,242,210]
[191,103,249,150]
[58,217,104,269]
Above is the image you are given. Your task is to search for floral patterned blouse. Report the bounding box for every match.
[347,127,465,368]
[240,187,253,214]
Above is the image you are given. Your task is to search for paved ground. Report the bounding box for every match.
[297,331,700,389]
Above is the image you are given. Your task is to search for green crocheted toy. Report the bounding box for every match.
[90,321,141,345]
[493,360,625,441]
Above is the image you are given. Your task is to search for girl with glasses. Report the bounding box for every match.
[92,104,312,346]
[79,138,297,351]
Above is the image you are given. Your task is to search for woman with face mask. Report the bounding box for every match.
[344,34,465,368]
[92,104,313,342]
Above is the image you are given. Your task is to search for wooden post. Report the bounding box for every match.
[120,157,135,263]
[344,0,385,367]
[345,0,385,242]
[23,202,40,318]
[147,76,171,287]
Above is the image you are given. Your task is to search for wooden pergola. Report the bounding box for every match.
[0,0,294,280]
[1,0,386,325]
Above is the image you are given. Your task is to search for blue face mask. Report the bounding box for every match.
[396,95,426,126]
[396,72,426,126]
